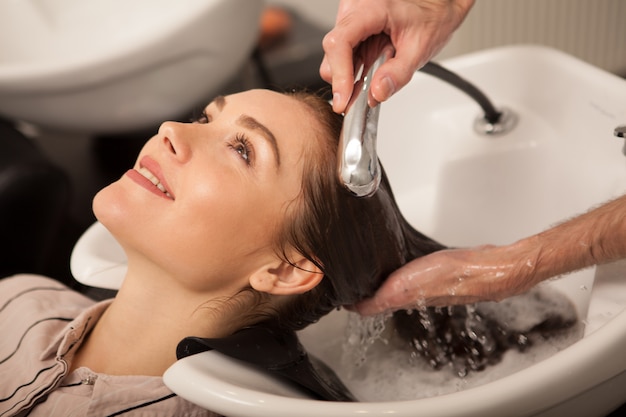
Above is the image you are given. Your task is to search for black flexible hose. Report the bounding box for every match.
[419,61,502,124]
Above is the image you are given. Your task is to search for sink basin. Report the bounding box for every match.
[71,45,626,416]
[374,43,626,334]
[0,0,264,133]
[378,45,625,249]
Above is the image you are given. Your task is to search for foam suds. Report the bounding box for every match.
[303,285,583,402]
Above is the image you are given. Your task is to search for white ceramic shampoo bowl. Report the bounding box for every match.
[71,45,626,417]
[0,0,264,133]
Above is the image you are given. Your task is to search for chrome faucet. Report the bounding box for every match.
[337,52,388,197]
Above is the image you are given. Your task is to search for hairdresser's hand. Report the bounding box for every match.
[320,0,475,113]
[356,195,626,315]
[354,244,542,315]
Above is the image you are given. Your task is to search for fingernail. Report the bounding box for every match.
[377,76,396,102]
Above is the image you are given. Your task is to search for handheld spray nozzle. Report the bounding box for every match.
[337,51,388,197]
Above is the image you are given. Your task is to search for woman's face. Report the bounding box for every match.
[93,89,317,294]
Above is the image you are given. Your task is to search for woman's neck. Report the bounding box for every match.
[70,268,242,376]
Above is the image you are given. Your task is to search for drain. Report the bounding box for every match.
[474,107,518,136]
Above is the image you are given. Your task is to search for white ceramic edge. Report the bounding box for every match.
[437,44,626,89]
[163,310,626,417]
[70,222,127,290]
[163,351,313,400]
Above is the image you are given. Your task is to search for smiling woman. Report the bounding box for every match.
[0,89,576,416]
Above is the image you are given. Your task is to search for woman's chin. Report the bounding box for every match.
[91,182,136,240]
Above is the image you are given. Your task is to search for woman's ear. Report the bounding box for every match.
[249,254,323,295]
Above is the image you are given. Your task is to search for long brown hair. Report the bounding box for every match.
[212,91,574,377]
[273,91,445,330]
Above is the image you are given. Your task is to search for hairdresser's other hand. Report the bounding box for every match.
[356,195,626,315]
[354,244,542,315]
[320,0,475,113]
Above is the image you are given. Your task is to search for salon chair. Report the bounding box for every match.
[0,121,70,278]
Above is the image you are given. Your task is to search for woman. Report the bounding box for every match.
[0,89,414,416]
[0,89,573,416]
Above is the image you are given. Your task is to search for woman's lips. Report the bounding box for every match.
[125,156,175,200]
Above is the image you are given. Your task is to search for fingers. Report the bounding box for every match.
[320,32,355,113]
[360,44,396,107]
[354,258,437,316]
[351,247,502,315]
[322,26,428,111]
[320,33,356,113]
[321,0,476,113]
[319,55,332,84]
[319,43,356,112]
[352,297,389,316]
[368,55,417,106]
[320,2,387,113]
[367,16,453,104]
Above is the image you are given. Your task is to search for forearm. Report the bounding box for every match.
[356,195,626,314]
[517,195,626,285]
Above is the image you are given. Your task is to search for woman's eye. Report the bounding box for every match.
[194,110,210,124]
[230,134,253,166]
[235,144,248,161]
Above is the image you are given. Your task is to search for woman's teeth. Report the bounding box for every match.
[138,166,172,198]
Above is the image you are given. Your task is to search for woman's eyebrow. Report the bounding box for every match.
[212,95,226,111]
[237,114,281,168]
[209,95,281,168]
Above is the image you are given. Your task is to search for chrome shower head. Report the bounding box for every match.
[337,52,388,197]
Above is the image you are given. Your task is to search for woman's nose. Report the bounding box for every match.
[158,121,192,163]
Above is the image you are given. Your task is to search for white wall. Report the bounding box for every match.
[268,0,626,75]
[439,0,626,75]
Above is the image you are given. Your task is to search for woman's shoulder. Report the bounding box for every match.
[1,274,70,296]
[36,371,221,417]
[2,273,66,287]
[0,274,94,308]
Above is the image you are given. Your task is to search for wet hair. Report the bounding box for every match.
[273,90,445,329]
[267,91,576,375]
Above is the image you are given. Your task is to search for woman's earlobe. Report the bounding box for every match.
[250,257,323,295]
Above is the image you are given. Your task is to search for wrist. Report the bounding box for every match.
[510,235,555,286]
[492,239,544,294]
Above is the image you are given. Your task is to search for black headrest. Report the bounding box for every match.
[176,320,356,402]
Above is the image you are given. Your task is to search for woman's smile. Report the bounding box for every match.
[125,156,174,200]
[93,89,316,291]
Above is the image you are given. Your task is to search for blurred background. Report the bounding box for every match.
[1,0,624,288]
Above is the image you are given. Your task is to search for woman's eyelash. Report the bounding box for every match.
[190,111,252,166]
[192,109,210,124]
[229,133,253,166]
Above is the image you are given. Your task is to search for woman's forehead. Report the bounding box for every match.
[228,89,315,133]
[224,89,301,109]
